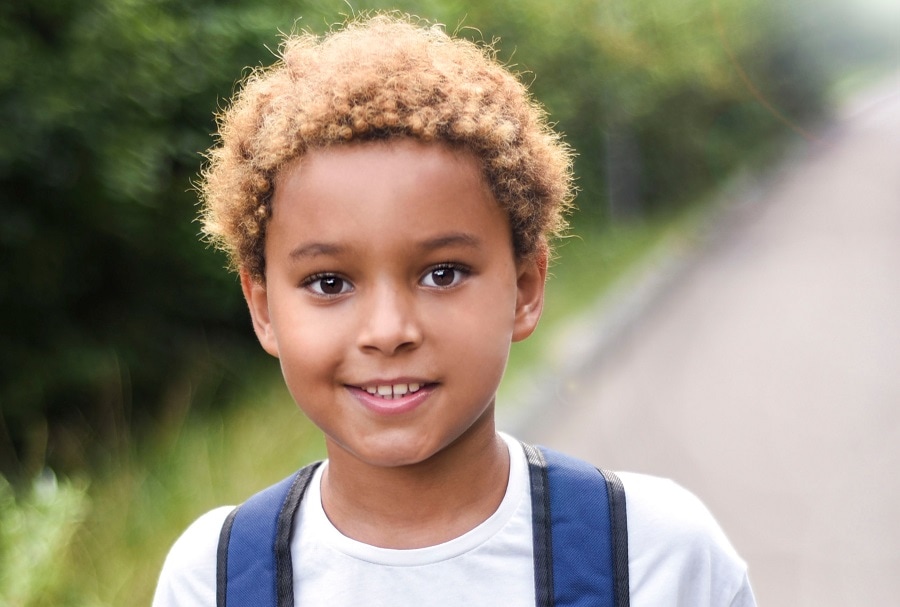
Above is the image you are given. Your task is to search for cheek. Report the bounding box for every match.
[276,330,344,424]
[271,309,344,382]
[434,286,516,358]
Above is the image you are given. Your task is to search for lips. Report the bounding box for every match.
[348,381,434,414]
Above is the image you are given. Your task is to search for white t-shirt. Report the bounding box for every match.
[153,434,756,607]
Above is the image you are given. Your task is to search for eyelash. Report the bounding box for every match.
[421,263,470,288]
[301,273,353,297]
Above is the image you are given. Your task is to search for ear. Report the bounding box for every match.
[512,247,548,342]
[240,270,280,357]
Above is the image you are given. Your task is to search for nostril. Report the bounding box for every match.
[356,289,423,354]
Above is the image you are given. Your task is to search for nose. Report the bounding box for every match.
[356,283,423,355]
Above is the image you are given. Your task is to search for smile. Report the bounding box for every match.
[348,381,435,415]
[362,383,423,400]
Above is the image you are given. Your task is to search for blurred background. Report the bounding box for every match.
[0,0,896,604]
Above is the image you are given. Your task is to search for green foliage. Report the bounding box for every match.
[49,369,320,606]
[0,0,316,478]
[0,473,88,605]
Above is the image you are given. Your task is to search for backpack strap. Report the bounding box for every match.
[525,444,630,607]
[217,446,628,607]
[216,462,321,607]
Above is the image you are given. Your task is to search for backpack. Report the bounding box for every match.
[216,443,629,607]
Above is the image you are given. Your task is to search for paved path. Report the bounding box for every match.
[515,79,900,607]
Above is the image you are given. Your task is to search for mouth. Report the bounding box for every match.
[347,380,435,414]
[359,382,424,400]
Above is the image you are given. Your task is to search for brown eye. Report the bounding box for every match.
[431,268,455,287]
[304,274,352,296]
[421,265,468,288]
[319,276,346,294]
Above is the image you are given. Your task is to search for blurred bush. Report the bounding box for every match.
[0,0,893,479]
[0,472,88,604]
[0,0,306,479]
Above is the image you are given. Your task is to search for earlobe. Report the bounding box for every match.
[240,270,280,357]
[512,249,548,343]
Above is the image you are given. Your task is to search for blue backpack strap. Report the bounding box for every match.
[217,447,628,607]
[525,443,630,607]
[216,462,322,607]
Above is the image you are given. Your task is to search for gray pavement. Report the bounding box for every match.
[514,78,900,606]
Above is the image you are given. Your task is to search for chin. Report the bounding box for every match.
[323,433,440,469]
[359,442,442,469]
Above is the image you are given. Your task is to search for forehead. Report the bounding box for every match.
[267,139,513,257]
[275,139,486,197]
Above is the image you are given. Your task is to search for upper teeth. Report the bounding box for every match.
[365,383,422,398]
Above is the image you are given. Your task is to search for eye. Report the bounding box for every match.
[303,274,353,296]
[421,264,469,288]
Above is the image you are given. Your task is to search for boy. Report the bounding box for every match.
[154,14,755,607]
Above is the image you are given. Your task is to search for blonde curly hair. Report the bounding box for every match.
[200,13,574,281]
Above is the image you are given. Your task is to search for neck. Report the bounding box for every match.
[320,417,510,549]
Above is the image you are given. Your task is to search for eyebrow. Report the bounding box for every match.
[418,232,482,251]
[288,233,481,260]
[289,242,345,260]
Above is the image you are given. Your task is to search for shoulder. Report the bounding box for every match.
[617,472,755,606]
[152,506,234,607]
[618,472,728,546]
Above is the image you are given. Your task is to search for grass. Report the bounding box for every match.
[64,374,321,606]
[0,473,88,606]
[1,202,715,606]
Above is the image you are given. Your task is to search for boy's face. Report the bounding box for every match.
[241,139,546,469]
